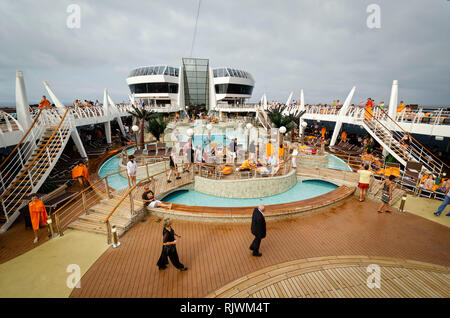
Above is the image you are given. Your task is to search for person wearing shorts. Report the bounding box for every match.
[167,149,181,183]
[142,185,172,211]
[357,165,373,202]
[378,175,395,213]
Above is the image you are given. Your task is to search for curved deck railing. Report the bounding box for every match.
[0,110,24,134]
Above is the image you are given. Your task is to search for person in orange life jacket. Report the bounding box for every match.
[28,193,48,244]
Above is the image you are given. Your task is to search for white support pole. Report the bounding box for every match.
[102,89,112,144]
[299,89,305,134]
[43,81,65,108]
[104,121,112,144]
[103,88,110,115]
[286,91,293,106]
[108,95,126,136]
[299,89,305,112]
[208,67,216,110]
[388,80,398,121]
[71,129,87,159]
[15,71,32,131]
[330,86,356,146]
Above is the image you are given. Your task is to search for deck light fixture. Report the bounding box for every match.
[111,225,121,248]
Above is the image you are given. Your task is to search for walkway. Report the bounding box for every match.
[70,197,450,298]
[209,256,449,298]
[0,229,108,298]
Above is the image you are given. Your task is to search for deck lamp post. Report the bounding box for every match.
[187,128,194,164]
[206,123,213,150]
[132,125,139,151]
[279,126,287,161]
[301,121,307,146]
[111,225,121,248]
[246,123,252,158]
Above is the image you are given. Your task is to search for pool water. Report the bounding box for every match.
[98,148,351,190]
[162,180,338,207]
[326,154,353,172]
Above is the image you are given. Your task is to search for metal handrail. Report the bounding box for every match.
[0,109,44,172]
[103,163,192,224]
[0,110,24,134]
[367,106,448,170]
[51,167,128,219]
[52,151,179,218]
[0,108,70,202]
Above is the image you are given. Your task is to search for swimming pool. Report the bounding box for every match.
[162,180,338,207]
[326,154,353,172]
[98,148,136,189]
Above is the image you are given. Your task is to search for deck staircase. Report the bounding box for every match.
[67,194,144,236]
[362,107,446,175]
[0,108,73,232]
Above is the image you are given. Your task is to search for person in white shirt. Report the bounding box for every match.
[195,145,202,163]
[267,155,278,175]
[357,165,373,202]
[291,144,298,169]
[127,155,138,187]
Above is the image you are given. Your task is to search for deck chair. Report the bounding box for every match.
[145,143,157,156]
[156,142,166,155]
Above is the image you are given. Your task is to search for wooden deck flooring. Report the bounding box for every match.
[70,196,450,298]
[209,256,450,298]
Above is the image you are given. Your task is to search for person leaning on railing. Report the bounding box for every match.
[72,161,90,189]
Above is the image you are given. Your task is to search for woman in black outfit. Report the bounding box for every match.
[157,218,188,271]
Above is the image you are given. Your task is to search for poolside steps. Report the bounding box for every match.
[67,196,145,238]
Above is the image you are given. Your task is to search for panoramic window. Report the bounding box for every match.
[214,83,253,95]
[129,82,179,94]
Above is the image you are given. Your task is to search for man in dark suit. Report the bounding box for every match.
[250,204,266,256]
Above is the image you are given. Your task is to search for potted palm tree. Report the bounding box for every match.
[147,113,169,141]
[128,105,152,150]
[266,104,305,140]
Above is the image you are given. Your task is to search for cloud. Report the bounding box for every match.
[0,0,448,106]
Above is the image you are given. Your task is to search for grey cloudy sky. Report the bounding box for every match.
[0,0,449,105]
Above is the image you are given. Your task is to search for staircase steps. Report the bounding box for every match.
[88,202,133,219]
[78,212,130,228]
[68,219,110,235]
[0,108,73,233]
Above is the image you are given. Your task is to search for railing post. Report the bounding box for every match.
[55,214,63,237]
[82,191,88,215]
[129,190,135,215]
[111,225,121,248]
[105,177,111,199]
[106,220,112,245]
[47,214,56,238]
[146,162,149,179]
